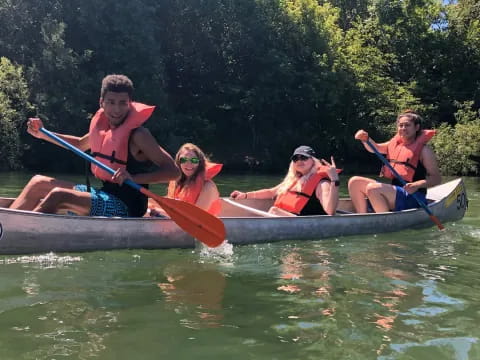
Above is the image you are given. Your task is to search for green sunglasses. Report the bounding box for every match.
[179,157,200,164]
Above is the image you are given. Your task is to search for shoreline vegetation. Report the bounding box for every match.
[0,0,479,175]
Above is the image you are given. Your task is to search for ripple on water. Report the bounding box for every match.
[380,337,479,360]
[0,252,83,268]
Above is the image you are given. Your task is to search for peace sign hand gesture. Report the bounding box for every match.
[320,156,339,181]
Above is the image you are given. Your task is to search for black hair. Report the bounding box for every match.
[100,74,134,99]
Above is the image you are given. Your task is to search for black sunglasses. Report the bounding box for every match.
[291,154,310,162]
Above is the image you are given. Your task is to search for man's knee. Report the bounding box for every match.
[28,175,55,188]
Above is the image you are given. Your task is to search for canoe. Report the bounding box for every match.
[0,178,468,254]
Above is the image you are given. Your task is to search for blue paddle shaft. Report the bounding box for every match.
[39,127,141,191]
[364,138,433,216]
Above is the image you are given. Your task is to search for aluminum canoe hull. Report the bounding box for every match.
[0,178,468,254]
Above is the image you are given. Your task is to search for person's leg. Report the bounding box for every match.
[268,206,294,216]
[9,175,76,211]
[87,188,129,217]
[35,185,128,217]
[365,182,397,212]
[347,176,376,213]
[33,187,92,215]
[394,188,427,211]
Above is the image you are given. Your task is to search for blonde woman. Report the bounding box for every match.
[230,146,340,216]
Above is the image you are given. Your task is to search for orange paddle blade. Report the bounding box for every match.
[38,127,226,245]
[142,188,226,247]
[430,215,445,231]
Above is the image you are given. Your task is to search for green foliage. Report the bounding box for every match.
[0,0,479,174]
[431,101,480,175]
[0,57,32,169]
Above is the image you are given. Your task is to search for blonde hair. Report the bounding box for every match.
[276,157,322,196]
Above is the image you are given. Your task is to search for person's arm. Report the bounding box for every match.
[196,180,220,211]
[230,184,281,200]
[404,145,442,194]
[128,127,180,184]
[354,129,388,154]
[315,157,340,215]
[27,117,90,151]
[316,180,339,215]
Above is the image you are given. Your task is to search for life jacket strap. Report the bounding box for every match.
[290,190,311,198]
[389,159,416,170]
[91,152,128,165]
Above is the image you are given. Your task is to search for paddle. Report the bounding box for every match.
[365,139,445,230]
[39,127,226,247]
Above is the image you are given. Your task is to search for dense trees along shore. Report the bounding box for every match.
[0,0,479,175]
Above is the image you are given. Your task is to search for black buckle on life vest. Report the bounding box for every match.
[389,159,416,170]
[91,152,128,165]
[291,190,312,199]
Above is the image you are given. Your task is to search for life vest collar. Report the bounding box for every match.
[273,166,341,215]
[382,129,435,181]
[89,102,155,181]
[167,161,223,215]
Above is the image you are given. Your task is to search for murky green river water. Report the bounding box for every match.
[0,172,479,359]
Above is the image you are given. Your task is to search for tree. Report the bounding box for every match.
[0,57,32,169]
[431,101,480,175]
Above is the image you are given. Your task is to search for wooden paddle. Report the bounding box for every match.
[39,128,226,247]
[365,139,445,230]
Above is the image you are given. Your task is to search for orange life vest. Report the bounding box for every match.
[273,166,341,215]
[382,129,435,182]
[167,162,223,215]
[89,102,155,181]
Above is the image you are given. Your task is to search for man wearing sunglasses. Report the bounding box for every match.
[230,145,340,216]
[11,74,180,217]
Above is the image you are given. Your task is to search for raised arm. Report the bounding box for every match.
[28,117,90,151]
[315,157,340,215]
[354,129,388,154]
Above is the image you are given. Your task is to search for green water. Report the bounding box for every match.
[0,172,479,359]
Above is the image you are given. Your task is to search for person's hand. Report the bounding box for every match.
[354,129,369,142]
[230,190,247,200]
[111,168,133,185]
[321,156,339,181]
[27,118,44,139]
[404,182,421,194]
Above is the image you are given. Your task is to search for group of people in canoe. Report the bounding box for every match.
[9,74,441,218]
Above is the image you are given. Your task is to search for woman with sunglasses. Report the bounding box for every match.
[149,143,222,216]
[230,146,340,216]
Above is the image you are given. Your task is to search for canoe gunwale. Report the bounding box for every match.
[0,178,468,254]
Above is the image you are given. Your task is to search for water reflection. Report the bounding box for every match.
[271,241,448,355]
[273,246,338,346]
[0,175,478,359]
[158,261,226,329]
[277,248,333,297]
[0,253,115,359]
